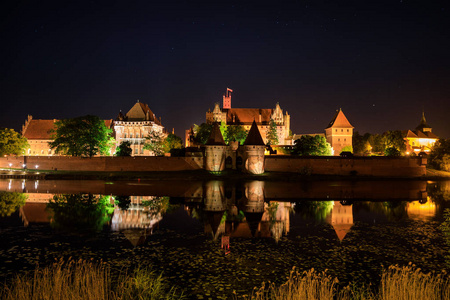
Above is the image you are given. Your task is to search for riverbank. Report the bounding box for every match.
[1,261,448,300]
[1,168,449,181]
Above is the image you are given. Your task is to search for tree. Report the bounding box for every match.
[266,119,279,145]
[193,123,213,145]
[49,115,114,157]
[293,135,332,156]
[115,141,132,157]
[341,145,353,153]
[144,130,166,156]
[225,125,248,145]
[384,146,402,157]
[0,128,29,156]
[0,192,27,217]
[144,132,183,156]
[163,133,183,152]
[382,130,406,154]
[429,139,450,171]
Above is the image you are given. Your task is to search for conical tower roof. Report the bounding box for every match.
[415,111,431,132]
[326,108,353,129]
[243,120,265,146]
[206,122,226,145]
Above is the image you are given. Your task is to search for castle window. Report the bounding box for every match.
[344,139,346,142]
[335,129,337,132]
[338,139,340,142]
[412,142,415,146]
[341,129,343,132]
[347,129,349,132]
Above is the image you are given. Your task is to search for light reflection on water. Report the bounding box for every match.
[0,179,449,298]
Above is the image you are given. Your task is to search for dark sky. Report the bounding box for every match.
[1,0,449,138]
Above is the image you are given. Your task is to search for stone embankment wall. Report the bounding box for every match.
[0,155,427,177]
[0,156,204,172]
[265,156,427,177]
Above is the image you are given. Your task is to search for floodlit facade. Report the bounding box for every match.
[113,101,165,156]
[403,112,438,154]
[202,89,292,145]
[324,109,354,155]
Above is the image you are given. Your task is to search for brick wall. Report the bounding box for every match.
[265,156,426,177]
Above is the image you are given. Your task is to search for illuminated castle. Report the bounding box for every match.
[204,89,292,145]
[403,112,438,154]
[113,100,165,156]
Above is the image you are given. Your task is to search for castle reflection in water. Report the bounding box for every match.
[5,178,445,247]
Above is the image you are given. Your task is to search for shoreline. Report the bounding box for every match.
[0,168,449,181]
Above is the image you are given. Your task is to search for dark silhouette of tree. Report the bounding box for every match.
[115,141,132,157]
[193,123,213,145]
[0,128,29,156]
[429,139,450,171]
[49,115,114,157]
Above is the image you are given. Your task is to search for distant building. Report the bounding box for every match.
[324,109,354,155]
[113,100,165,156]
[21,115,113,156]
[403,112,438,154]
[199,89,292,146]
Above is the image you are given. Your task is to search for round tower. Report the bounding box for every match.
[241,120,266,174]
[204,122,227,172]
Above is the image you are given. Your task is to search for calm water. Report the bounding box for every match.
[1,179,449,299]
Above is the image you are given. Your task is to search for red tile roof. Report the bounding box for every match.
[225,108,273,125]
[22,119,56,139]
[23,118,114,140]
[326,109,354,129]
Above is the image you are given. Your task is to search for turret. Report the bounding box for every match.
[204,122,227,172]
[241,120,265,174]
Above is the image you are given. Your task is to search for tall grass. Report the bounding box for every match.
[0,260,184,300]
[379,264,450,300]
[247,265,450,300]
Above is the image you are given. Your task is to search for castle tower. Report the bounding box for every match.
[204,122,227,172]
[223,88,232,109]
[324,108,354,155]
[241,120,266,174]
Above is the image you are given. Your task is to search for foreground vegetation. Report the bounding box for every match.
[0,260,184,300]
[1,261,449,300]
[248,264,449,300]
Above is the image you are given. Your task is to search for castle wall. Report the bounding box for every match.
[0,156,204,172]
[265,156,426,177]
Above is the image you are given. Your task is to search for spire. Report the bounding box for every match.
[244,120,265,146]
[415,111,432,132]
[206,122,226,145]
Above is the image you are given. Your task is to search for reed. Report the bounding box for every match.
[379,264,450,300]
[246,265,450,300]
[0,260,184,300]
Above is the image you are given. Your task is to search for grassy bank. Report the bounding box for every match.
[1,262,449,300]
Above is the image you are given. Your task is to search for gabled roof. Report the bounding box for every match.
[22,119,56,139]
[244,120,265,146]
[206,122,226,146]
[226,108,273,125]
[326,109,353,129]
[23,118,114,140]
[125,101,161,124]
[424,131,438,139]
[403,130,418,138]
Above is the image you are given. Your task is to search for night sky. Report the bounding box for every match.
[1,0,449,138]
